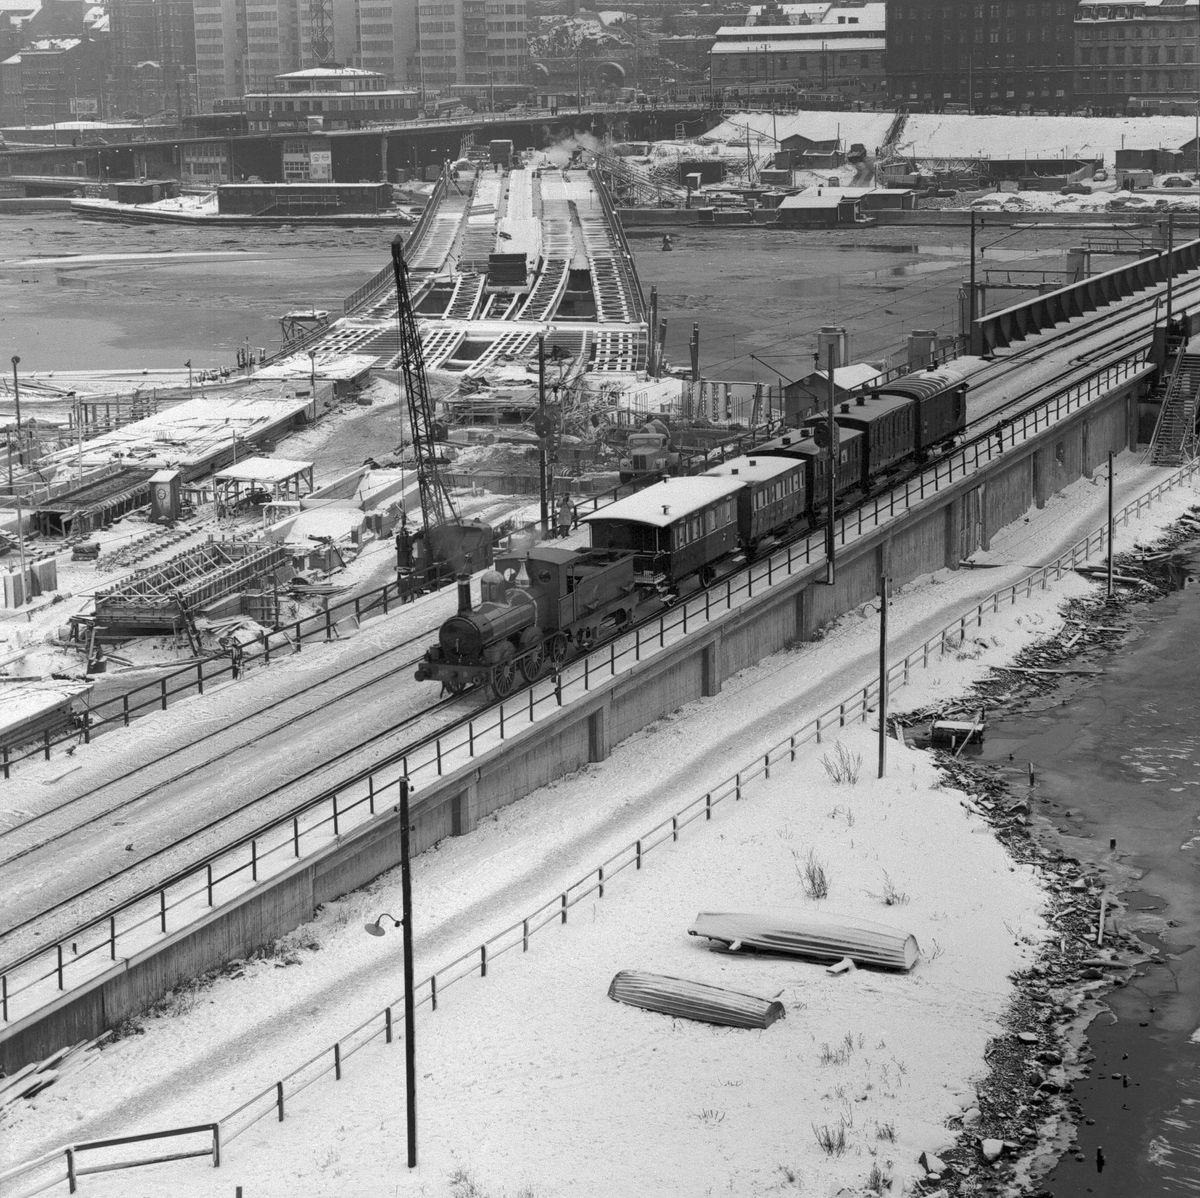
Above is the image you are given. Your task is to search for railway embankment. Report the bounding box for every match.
[0,353,1154,1073]
[6,461,1200,1197]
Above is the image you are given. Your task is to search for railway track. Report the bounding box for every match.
[0,630,441,870]
[1,258,1187,961]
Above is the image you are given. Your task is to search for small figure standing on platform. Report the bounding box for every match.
[661,234,674,251]
[556,494,575,540]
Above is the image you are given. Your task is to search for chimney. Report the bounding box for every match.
[456,573,472,614]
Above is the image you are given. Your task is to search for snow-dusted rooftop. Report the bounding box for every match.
[584,476,745,527]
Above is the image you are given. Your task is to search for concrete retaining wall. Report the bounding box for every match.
[0,368,1149,1073]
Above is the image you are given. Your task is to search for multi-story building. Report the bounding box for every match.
[108,0,195,115]
[887,0,1074,113]
[192,0,429,110]
[0,32,106,123]
[243,64,417,133]
[415,0,526,93]
[1074,0,1200,113]
[709,1,886,99]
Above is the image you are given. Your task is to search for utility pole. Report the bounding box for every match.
[1106,451,1115,599]
[825,343,836,585]
[968,211,978,355]
[398,778,417,1169]
[9,356,21,466]
[14,491,27,608]
[1166,210,1175,333]
[538,335,548,536]
[72,392,81,484]
[878,572,889,778]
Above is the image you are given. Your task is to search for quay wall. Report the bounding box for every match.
[0,369,1147,1073]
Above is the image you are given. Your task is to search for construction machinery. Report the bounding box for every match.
[390,235,492,588]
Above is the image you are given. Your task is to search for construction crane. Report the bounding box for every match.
[390,234,492,587]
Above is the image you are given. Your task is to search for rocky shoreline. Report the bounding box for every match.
[894,512,1200,1198]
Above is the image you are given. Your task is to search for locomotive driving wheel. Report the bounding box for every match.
[547,633,569,669]
[520,643,547,682]
[490,660,516,698]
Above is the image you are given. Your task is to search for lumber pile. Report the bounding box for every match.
[0,1033,112,1111]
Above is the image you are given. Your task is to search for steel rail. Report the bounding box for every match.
[0,340,1150,988]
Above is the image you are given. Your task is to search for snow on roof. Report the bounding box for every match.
[583,476,745,528]
[778,194,842,208]
[254,352,376,381]
[23,36,80,50]
[0,683,91,737]
[215,457,313,484]
[702,455,800,483]
[278,66,385,78]
[814,363,884,390]
[711,34,884,51]
[800,186,873,198]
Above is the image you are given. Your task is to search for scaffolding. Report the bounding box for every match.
[95,541,293,631]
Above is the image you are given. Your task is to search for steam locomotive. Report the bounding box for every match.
[415,364,970,696]
[414,545,640,697]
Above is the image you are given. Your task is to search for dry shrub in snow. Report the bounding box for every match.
[868,870,909,907]
[813,1120,848,1156]
[450,1170,540,1198]
[822,741,862,784]
[795,847,830,899]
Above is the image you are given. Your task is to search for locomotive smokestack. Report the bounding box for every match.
[456,573,472,614]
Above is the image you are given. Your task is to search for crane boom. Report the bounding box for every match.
[391,234,458,533]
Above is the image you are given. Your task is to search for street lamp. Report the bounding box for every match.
[363,777,417,1169]
[10,356,20,465]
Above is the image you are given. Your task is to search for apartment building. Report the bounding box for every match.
[109,0,195,114]
[709,1,886,98]
[1074,0,1200,111]
[415,0,526,92]
[887,0,1074,112]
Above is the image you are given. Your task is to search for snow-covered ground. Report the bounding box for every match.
[704,111,898,154]
[4,455,1198,1197]
[902,111,1200,165]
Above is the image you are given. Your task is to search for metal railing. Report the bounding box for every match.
[4,454,1197,1198]
[0,345,1160,1033]
[0,422,783,772]
[342,166,449,314]
[213,450,1200,1155]
[0,1124,219,1198]
[0,575,413,772]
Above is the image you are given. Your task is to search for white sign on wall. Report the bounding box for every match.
[309,148,332,181]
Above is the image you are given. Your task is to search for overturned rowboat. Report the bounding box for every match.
[689,910,920,972]
[607,970,786,1029]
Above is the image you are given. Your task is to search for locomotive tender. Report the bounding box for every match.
[416,363,971,697]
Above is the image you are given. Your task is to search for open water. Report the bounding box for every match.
[979,547,1200,1196]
